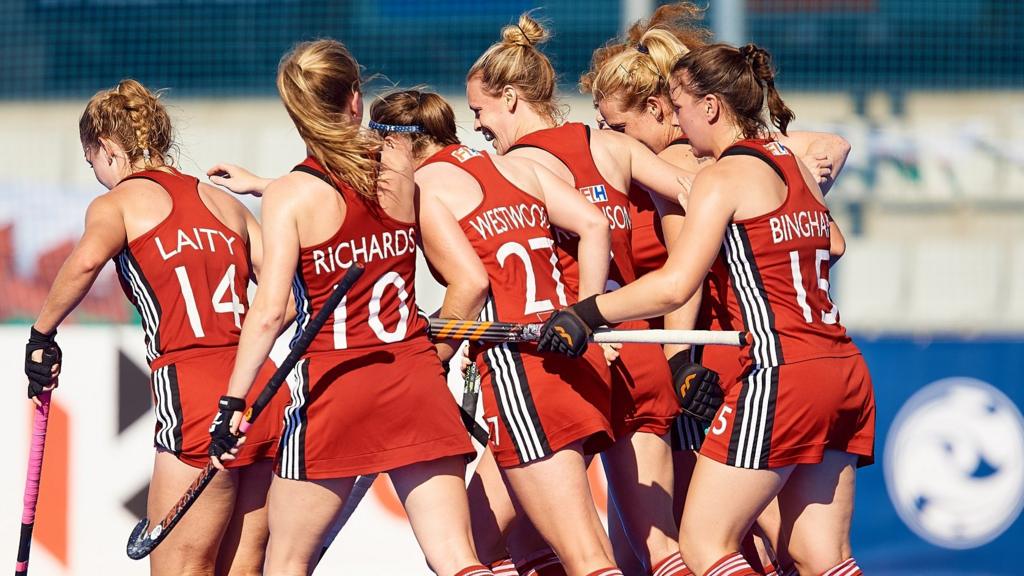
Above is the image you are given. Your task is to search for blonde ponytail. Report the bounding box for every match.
[79,79,174,168]
[277,40,381,199]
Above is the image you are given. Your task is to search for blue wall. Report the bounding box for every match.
[851,336,1024,575]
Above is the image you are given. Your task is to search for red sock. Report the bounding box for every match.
[651,552,694,576]
[584,570,624,576]
[455,565,495,576]
[517,549,566,576]
[705,552,759,576]
[821,558,862,576]
[490,558,520,576]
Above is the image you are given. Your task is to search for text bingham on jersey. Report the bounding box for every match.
[769,209,831,245]
[311,227,417,275]
[155,227,239,261]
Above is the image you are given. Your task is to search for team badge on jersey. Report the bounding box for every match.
[579,185,608,203]
[451,146,482,163]
[764,141,791,156]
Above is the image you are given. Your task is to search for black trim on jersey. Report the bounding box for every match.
[165,364,185,453]
[289,268,313,349]
[584,124,591,143]
[734,225,784,365]
[719,146,785,182]
[726,368,752,465]
[292,164,334,187]
[668,137,690,147]
[508,343,551,455]
[755,366,780,469]
[295,359,310,480]
[118,247,162,361]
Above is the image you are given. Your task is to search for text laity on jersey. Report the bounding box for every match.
[769,210,830,245]
[155,227,239,261]
[467,203,549,241]
[312,227,417,275]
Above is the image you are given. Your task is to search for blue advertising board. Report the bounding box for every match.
[851,336,1024,575]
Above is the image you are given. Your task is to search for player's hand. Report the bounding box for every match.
[538,307,592,358]
[25,327,61,406]
[667,351,724,424]
[600,342,622,365]
[207,163,270,197]
[801,151,833,185]
[209,395,247,470]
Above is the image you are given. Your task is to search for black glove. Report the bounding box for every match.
[208,395,246,459]
[668,351,723,424]
[537,295,609,358]
[25,327,61,399]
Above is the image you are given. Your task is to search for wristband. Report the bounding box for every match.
[573,295,608,330]
[218,395,246,412]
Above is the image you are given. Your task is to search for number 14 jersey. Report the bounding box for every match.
[115,168,250,367]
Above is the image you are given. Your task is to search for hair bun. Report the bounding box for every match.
[501,12,550,48]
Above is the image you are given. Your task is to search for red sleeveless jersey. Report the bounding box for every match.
[115,168,250,367]
[509,123,635,294]
[422,144,568,324]
[628,138,690,275]
[290,157,426,353]
[709,139,858,371]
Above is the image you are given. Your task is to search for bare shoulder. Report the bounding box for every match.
[658,143,706,172]
[494,154,542,190]
[262,170,332,208]
[710,154,778,189]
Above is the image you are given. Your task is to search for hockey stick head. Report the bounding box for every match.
[126,518,161,560]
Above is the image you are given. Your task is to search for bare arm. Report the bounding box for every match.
[224,179,303,401]
[416,171,492,363]
[243,205,297,328]
[777,131,851,195]
[208,163,273,197]
[593,167,736,324]
[34,195,126,333]
[625,135,697,205]
[534,164,611,299]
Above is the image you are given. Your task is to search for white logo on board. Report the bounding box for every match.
[885,377,1024,549]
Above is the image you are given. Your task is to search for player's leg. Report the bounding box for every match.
[148,450,237,576]
[775,450,860,575]
[678,455,792,576]
[602,431,682,574]
[263,474,356,576]
[215,459,274,576]
[750,499,783,575]
[607,502,645,575]
[502,441,618,576]
[390,455,487,576]
[468,446,517,567]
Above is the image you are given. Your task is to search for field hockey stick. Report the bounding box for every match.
[459,363,489,445]
[315,472,378,565]
[428,318,750,347]
[126,264,365,560]
[14,388,52,576]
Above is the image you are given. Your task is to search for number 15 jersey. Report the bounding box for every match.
[115,168,250,368]
[710,139,859,372]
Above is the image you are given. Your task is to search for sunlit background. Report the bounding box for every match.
[0,1,1021,574]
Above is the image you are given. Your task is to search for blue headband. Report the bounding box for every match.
[368,120,423,134]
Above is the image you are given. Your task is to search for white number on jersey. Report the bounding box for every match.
[788,249,838,325]
[496,237,568,315]
[333,271,411,349]
[174,264,245,338]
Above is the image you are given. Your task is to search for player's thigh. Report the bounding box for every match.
[391,455,477,575]
[679,455,790,566]
[468,447,517,563]
[502,442,612,570]
[776,449,857,573]
[148,450,237,575]
[217,459,274,576]
[265,474,355,570]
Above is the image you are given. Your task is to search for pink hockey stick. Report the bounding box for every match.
[15,390,52,576]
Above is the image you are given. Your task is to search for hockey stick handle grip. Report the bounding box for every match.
[16,391,52,575]
[428,318,748,347]
[242,264,364,429]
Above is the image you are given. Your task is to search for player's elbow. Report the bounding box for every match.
[576,210,611,248]
[451,274,491,310]
[659,268,694,311]
[830,234,846,261]
[247,301,288,334]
